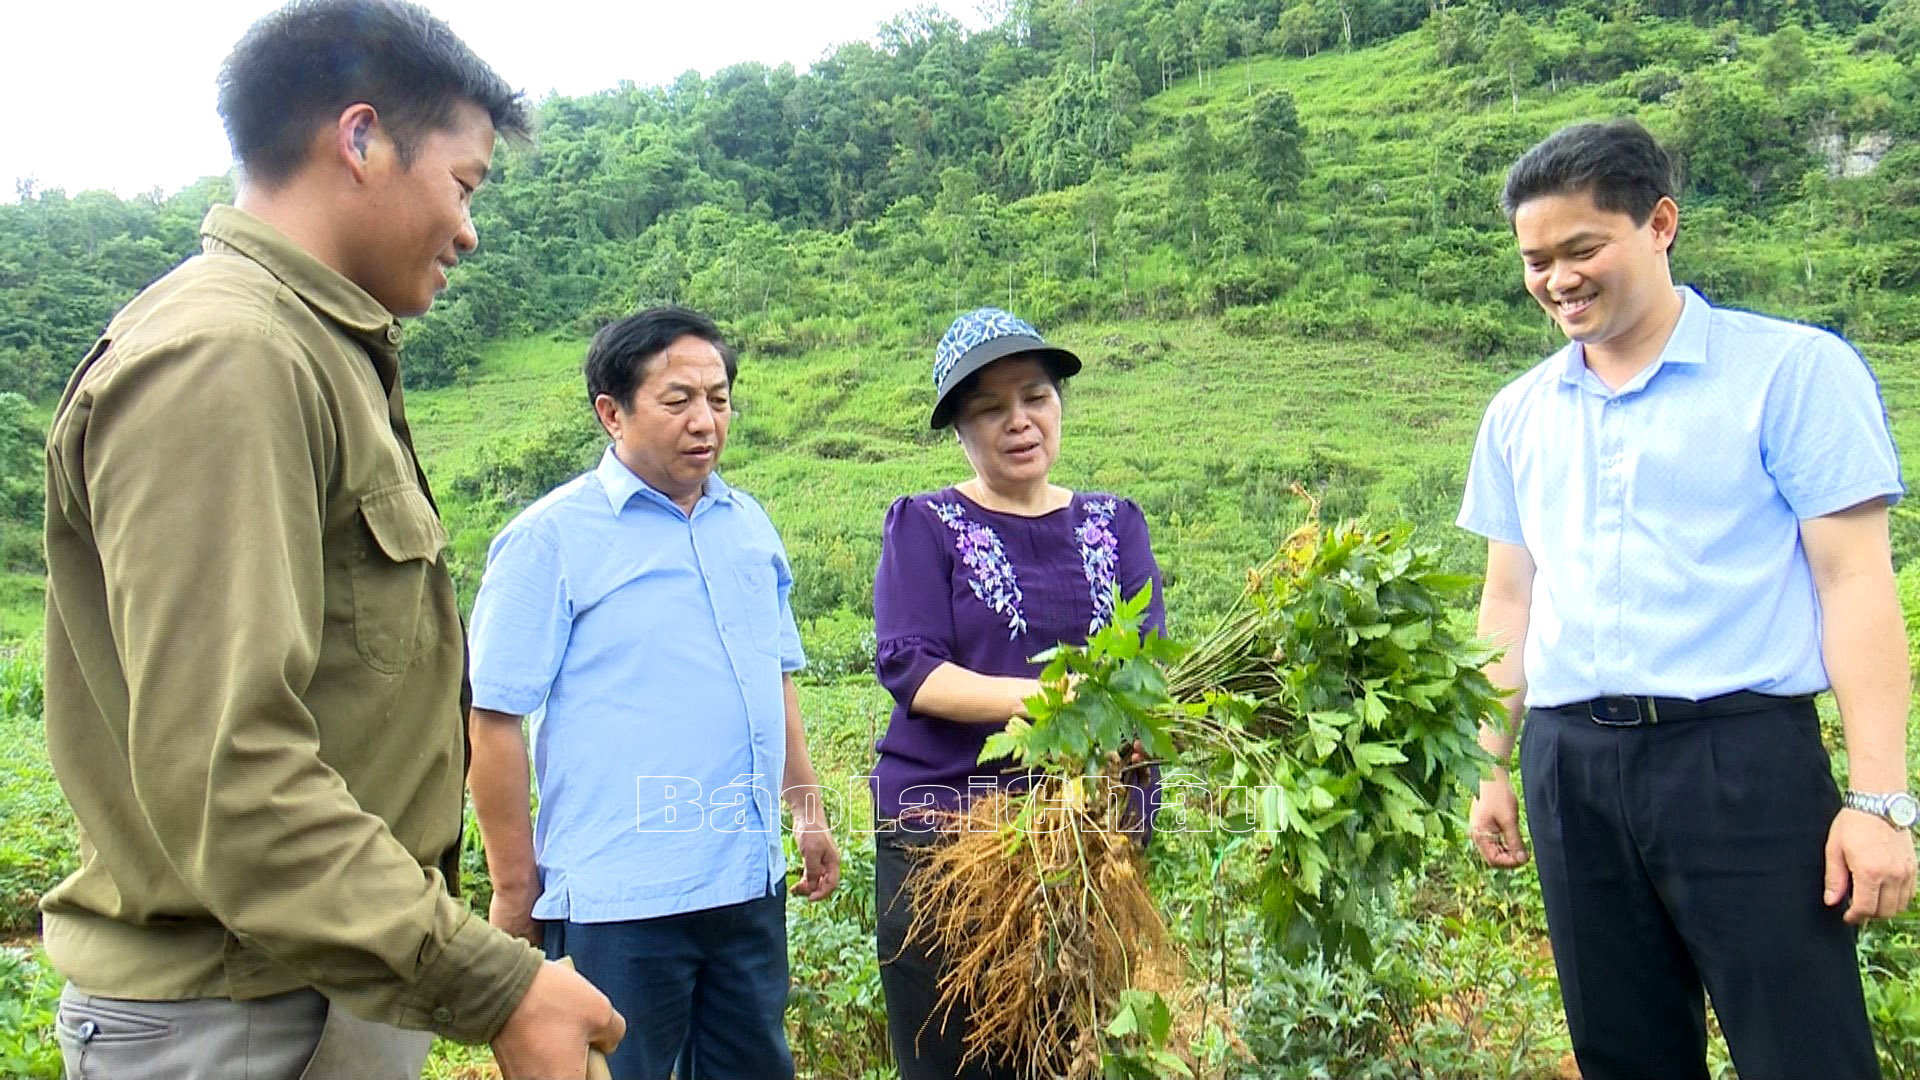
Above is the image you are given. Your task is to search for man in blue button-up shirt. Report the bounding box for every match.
[466,307,838,1079]
[1459,120,1915,1080]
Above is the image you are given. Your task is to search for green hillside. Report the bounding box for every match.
[5,1,1920,1075]
[10,4,1920,638]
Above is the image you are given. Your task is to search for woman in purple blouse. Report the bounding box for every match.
[871,307,1166,1079]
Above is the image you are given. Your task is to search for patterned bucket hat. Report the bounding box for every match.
[929,307,1082,429]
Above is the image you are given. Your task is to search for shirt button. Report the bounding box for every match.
[431,1006,453,1025]
[386,324,403,345]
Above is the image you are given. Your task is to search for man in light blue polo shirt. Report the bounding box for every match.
[465,306,839,1080]
[1459,119,1916,1080]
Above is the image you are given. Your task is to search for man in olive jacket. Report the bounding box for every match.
[38,2,623,1077]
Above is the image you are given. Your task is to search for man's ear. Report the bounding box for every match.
[1648,195,1680,255]
[334,103,381,180]
[593,394,623,439]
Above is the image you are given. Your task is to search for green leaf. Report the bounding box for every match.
[1151,1050,1194,1077]
[1143,991,1173,1044]
[1359,690,1389,729]
[1106,999,1140,1039]
[1388,620,1432,649]
[1352,742,1408,769]
[979,717,1031,765]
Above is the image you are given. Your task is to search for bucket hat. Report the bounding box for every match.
[929,307,1082,429]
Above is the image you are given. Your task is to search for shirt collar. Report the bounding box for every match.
[199,206,404,356]
[1559,286,1711,389]
[594,445,732,516]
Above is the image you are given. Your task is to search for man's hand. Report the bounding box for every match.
[489,883,542,947]
[1469,770,1530,869]
[491,960,624,1080]
[1824,808,1918,925]
[792,820,840,901]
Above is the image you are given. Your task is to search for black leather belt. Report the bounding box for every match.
[1536,690,1811,727]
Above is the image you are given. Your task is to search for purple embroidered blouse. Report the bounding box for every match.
[871,488,1166,821]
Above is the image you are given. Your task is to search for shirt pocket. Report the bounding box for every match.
[351,483,449,674]
[732,562,782,658]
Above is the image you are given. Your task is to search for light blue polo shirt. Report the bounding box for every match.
[468,446,805,923]
[1459,288,1902,708]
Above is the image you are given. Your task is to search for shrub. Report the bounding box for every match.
[784,839,891,1076]
[0,646,69,937]
[0,946,60,1080]
[798,608,877,683]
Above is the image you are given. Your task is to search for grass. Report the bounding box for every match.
[0,575,43,647]
[407,317,1524,641]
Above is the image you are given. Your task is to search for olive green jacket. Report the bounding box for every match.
[40,206,542,1043]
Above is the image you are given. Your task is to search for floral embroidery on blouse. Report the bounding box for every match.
[931,500,1028,638]
[1077,498,1120,634]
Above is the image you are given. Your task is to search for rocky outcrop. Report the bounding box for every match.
[1814,131,1894,178]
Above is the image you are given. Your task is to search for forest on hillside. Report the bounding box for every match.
[6,0,1920,387]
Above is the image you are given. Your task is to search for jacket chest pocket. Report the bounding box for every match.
[351,484,449,674]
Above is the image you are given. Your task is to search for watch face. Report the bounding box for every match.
[1891,793,1920,829]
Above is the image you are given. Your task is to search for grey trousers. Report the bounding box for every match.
[56,984,435,1080]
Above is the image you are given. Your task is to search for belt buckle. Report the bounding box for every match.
[1589,695,1655,727]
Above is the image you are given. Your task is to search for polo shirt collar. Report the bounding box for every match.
[595,445,733,515]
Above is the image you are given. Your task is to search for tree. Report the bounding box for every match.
[1595,3,1647,77]
[1245,89,1309,205]
[1759,23,1812,98]
[399,301,481,390]
[1146,9,1183,90]
[1877,0,1920,59]
[1083,166,1118,278]
[1314,0,1357,51]
[1484,13,1539,111]
[1198,9,1232,88]
[1014,58,1139,192]
[1174,113,1219,254]
[1275,4,1329,57]
[0,391,42,570]
[0,391,36,510]
[1671,74,1811,208]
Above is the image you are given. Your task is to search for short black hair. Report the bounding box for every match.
[1500,118,1682,226]
[585,306,738,411]
[217,0,530,187]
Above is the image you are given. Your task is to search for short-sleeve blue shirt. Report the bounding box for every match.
[468,447,805,922]
[1459,288,1902,708]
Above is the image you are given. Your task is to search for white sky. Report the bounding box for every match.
[5,0,991,201]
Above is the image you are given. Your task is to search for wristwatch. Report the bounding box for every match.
[1844,790,1919,829]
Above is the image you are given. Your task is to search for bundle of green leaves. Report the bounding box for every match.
[1166,521,1506,960]
[983,582,1185,782]
[935,525,1504,1077]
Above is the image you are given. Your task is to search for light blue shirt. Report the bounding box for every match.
[469,446,805,922]
[1459,288,1902,708]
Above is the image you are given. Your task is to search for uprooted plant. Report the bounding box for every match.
[901,584,1215,1080]
[904,515,1508,1079]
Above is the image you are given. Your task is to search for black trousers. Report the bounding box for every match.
[1521,696,1879,1080]
[874,822,1023,1080]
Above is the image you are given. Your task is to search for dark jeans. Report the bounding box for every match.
[544,891,793,1080]
[873,823,1022,1080]
[1521,696,1879,1080]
